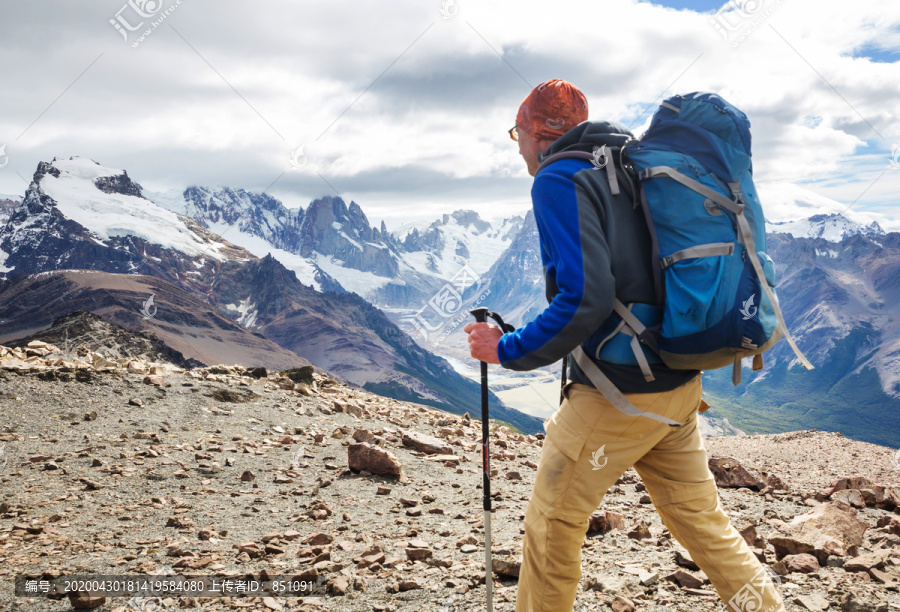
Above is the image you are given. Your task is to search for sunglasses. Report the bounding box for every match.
[508,125,522,142]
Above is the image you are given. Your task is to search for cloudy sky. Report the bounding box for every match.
[0,0,898,230]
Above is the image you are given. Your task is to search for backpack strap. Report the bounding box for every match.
[638,165,814,373]
[612,299,656,382]
[660,243,735,270]
[638,166,744,216]
[537,146,625,196]
[571,345,683,427]
[731,192,813,372]
[537,150,670,386]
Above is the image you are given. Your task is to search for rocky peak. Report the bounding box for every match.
[93,171,144,198]
[0,197,20,226]
[444,209,491,234]
[299,197,399,277]
[304,197,374,243]
[255,253,298,288]
[33,160,61,181]
[768,212,886,242]
[180,186,305,252]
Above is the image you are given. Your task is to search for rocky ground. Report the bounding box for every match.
[1,341,899,612]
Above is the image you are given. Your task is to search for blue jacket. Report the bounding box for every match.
[497,121,698,393]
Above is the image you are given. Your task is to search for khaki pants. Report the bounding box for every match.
[515,377,784,612]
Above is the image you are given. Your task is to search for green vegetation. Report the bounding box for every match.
[703,327,899,447]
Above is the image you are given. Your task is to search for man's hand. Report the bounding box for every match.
[464,321,503,364]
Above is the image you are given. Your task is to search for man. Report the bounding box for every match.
[464,79,784,612]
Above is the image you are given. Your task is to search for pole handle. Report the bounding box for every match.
[470,307,488,324]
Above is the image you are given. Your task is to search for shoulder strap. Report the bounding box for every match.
[537,146,632,199]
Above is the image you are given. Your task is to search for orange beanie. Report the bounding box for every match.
[516,79,588,142]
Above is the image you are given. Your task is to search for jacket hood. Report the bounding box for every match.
[539,121,634,161]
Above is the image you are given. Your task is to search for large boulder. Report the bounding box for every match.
[826,477,900,511]
[708,456,766,490]
[769,501,869,564]
[348,442,402,477]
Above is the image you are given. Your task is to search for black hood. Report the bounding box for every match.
[539,121,634,162]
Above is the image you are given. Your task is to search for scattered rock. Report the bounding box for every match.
[405,545,432,562]
[303,532,334,546]
[401,430,454,455]
[737,521,766,549]
[68,591,106,609]
[674,549,700,571]
[282,366,315,385]
[827,476,874,496]
[348,442,402,477]
[397,579,422,592]
[793,593,831,611]
[708,456,766,490]
[610,595,636,612]
[246,366,268,379]
[839,591,890,612]
[330,575,350,595]
[207,388,258,403]
[638,570,659,586]
[627,519,651,541]
[305,501,333,520]
[783,553,820,574]
[769,501,869,564]
[492,558,521,579]
[667,569,705,589]
[843,551,889,573]
[588,510,626,535]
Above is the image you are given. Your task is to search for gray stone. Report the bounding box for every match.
[401,430,454,455]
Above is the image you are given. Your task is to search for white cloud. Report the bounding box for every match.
[0,0,897,229]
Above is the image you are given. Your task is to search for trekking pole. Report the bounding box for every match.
[560,354,568,405]
[469,306,494,612]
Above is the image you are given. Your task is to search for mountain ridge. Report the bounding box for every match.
[0,157,541,432]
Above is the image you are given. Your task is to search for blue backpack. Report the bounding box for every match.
[540,92,812,423]
[628,91,813,382]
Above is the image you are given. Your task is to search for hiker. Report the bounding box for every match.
[464,79,785,612]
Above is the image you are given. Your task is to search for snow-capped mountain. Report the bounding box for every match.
[758,182,892,242]
[149,186,522,308]
[0,157,543,432]
[393,210,524,280]
[0,158,246,285]
[767,213,885,242]
[150,185,341,292]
